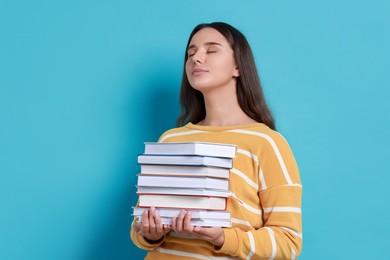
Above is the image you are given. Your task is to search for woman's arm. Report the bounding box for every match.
[215,132,302,259]
[172,183,302,259]
[172,131,302,259]
[215,185,302,259]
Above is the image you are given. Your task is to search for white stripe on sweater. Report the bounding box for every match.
[280,226,303,239]
[265,227,277,260]
[246,231,256,260]
[230,192,262,215]
[279,183,303,188]
[227,129,293,185]
[156,247,240,259]
[236,148,259,166]
[291,247,296,260]
[231,217,251,227]
[159,130,205,142]
[231,168,258,189]
[259,166,267,190]
[264,207,302,214]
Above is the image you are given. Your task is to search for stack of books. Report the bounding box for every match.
[133,141,237,227]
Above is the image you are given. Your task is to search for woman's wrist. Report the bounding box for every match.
[144,235,164,244]
[213,233,224,248]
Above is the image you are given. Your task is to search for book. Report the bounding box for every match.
[140,165,230,179]
[132,207,231,220]
[137,154,233,169]
[144,142,237,158]
[136,186,231,198]
[138,194,227,210]
[137,175,229,190]
[136,216,231,227]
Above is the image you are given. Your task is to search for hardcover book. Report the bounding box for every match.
[138,194,227,210]
[136,215,231,227]
[140,164,230,179]
[137,154,233,169]
[137,175,229,190]
[136,186,230,197]
[132,207,231,220]
[144,142,237,158]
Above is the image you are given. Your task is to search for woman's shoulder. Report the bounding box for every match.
[232,123,293,152]
[157,125,191,142]
[225,122,285,141]
[157,122,291,148]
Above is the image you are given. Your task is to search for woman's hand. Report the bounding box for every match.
[133,207,171,243]
[171,210,225,247]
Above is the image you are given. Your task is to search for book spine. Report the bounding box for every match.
[136,205,227,211]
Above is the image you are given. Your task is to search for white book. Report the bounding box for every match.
[137,175,229,190]
[140,165,230,179]
[136,186,230,198]
[138,194,227,210]
[144,142,237,158]
[136,216,231,227]
[132,207,231,220]
[137,154,233,169]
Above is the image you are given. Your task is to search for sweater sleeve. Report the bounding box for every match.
[214,132,302,259]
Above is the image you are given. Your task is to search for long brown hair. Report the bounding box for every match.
[177,22,275,130]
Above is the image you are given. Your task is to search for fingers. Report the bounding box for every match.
[172,210,185,233]
[183,211,193,231]
[193,226,203,233]
[193,226,220,238]
[151,207,164,234]
[140,209,150,236]
[193,225,220,237]
[192,226,224,247]
[163,224,172,234]
[133,221,141,232]
[192,226,213,240]
[172,211,194,234]
[148,207,157,233]
[168,211,223,246]
[137,207,171,242]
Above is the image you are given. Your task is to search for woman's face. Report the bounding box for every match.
[185,27,239,93]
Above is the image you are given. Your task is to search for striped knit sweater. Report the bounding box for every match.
[131,122,302,259]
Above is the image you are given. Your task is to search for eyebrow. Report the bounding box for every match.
[187,42,223,51]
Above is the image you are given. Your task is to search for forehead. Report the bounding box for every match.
[188,27,228,47]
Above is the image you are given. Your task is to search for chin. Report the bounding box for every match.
[189,81,211,91]
[190,84,212,92]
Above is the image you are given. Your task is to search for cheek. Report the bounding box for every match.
[185,62,191,76]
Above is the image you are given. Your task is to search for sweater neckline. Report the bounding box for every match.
[184,122,267,132]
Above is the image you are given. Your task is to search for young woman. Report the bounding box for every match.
[131,22,302,259]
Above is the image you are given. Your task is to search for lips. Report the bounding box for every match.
[192,68,208,76]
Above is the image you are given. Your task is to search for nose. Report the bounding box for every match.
[191,50,205,64]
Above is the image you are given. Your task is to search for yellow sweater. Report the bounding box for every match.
[131,123,302,259]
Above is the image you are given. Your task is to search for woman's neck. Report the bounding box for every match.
[198,85,257,127]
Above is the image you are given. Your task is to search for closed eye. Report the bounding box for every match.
[206,46,219,54]
[187,52,196,57]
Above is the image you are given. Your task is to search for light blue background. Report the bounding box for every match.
[1,0,389,259]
